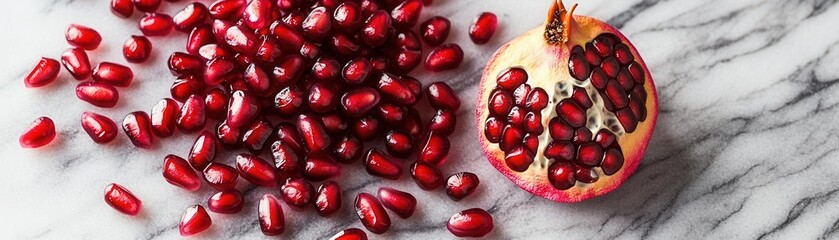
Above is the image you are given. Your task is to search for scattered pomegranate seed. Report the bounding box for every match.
[179,205,212,236]
[426,82,461,111]
[173,2,209,32]
[258,194,286,236]
[420,16,450,46]
[469,12,498,44]
[177,95,207,133]
[377,187,417,219]
[281,177,314,210]
[315,181,342,216]
[236,154,277,187]
[133,0,162,12]
[61,48,92,80]
[139,13,175,36]
[162,154,202,191]
[122,111,154,149]
[19,117,56,149]
[24,57,61,88]
[123,35,153,63]
[66,24,102,50]
[207,189,244,214]
[354,193,391,234]
[111,0,134,18]
[76,81,119,108]
[447,208,493,237]
[104,183,142,216]
[425,43,464,72]
[446,172,480,201]
[410,161,444,190]
[329,228,368,240]
[80,112,118,144]
[390,0,423,28]
[92,62,134,87]
[363,148,403,180]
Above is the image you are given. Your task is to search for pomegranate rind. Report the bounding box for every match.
[476,16,658,203]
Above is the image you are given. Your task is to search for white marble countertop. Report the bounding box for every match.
[3,0,839,239]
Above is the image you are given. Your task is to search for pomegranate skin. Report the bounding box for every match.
[80,112,118,144]
[25,58,61,88]
[447,208,494,237]
[66,24,102,50]
[104,183,142,216]
[19,117,56,148]
[179,205,212,236]
[61,48,92,80]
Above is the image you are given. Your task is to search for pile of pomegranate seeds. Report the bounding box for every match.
[20,0,501,238]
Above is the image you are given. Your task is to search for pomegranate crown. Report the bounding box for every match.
[544,0,578,44]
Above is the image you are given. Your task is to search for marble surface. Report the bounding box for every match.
[2,0,839,239]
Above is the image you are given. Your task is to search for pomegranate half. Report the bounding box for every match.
[477,0,658,202]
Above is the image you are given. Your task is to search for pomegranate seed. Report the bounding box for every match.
[333,135,364,164]
[410,161,444,190]
[601,148,625,175]
[24,58,60,88]
[469,12,498,44]
[360,10,391,47]
[392,30,422,51]
[178,95,207,133]
[572,127,593,145]
[242,64,270,95]
[61,48,92,80]
[208,189,244,214]
[223,25,258,55]
[333,2,362,33]
[269,21,304,51]
[123,35,152,63]
[425,43,463,72]
[352,116,379,141]
[321,113,348,133]
[162,154,202,191]
[123,111,154,148]
[139,13,175,36]
[420,16,450,46]
[358,0,381,18]
[275,123,306,154]
[227,90,260,128]
[242,0,272,30]
[255,36,283,63]
[483,117,504,143]
[505,146,534,172]
[329,228,368,240]
[274,87,304,116]
[496,67,527,90]
[329,34,361,57]
[186,131,216,169]
[236,154,277,187]
[375,103,406,125]
[209,0,246,21]
[92,62,134,87]
[19,117,56,149]
[377,73,417,105]
[203,162,239,191]
[384,130,413,158]
[389,48,422,74]
[168,52,204,76]
[186,25,215,55]
[417,131,450,166]
[342,58,370,85]
[447,208,494,237]
[76,81,119,108]
[241,118,273,154]
[302,7,332,41]
[111,0,134,18]
[259,194,286,235]
[616,108,638,133]
[390,0,423,28]
[311,56,341,81]
[272,55,305,86]
[149,98,179,138]
[340,87,380,118]
[548,161,576,190]
[377,187,417,219]
[66,24,102,50]
[272,141,301,178]
[133,0,161,12]
[363,148,403,180]
[426,82,461,110]
[354,193,391,234]
[297,114,331,153]
[281,177,315,210]
[303,153,342,182]
[284,10,306,30]
[513,84,531,106]
[80,112,118,144]
[428,109,457,136]
[104,183,142,215]
[204,89,228,121]
[315,181,342,216]
[203,57,235,86]
[446,172,480,201]
[216,121,243,150]
[179,205,212,236]
[173,2,209,32]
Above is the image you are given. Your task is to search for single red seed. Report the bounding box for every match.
[388,48,422,74]
[428,109,457,136]
[484,117,504,143]
[605,80,629,109]
[269,21,304,51]
[469,12,498,44]
[272,55,305,86]
[420,16,450,47]
[410,161,444,190]
[377,187,417,219]
[332,135,364,164]
[207,189,244,214]
[216,121,243,150]
[281,177,315,210]
[178,95,207,133]
[315,181,342,216]
[601,57,620,78]
[139,13,175,37]
[333,2,362,33]
[392,30,422,50]
[377,73,417,105]
[255,36,283,63]
[173,2,209,32]
[81,112,118,144]
[549,118,574,141]
[179,205,212,236]
[358,0,381,18]
[187,25,215,55]
[275,123,306,154]
[342,58,370,85]
[274,87,304,116]
[360,10,391,47]
[162,154,202,191]
[311,56,342,81]
[209,0,246,21]
[375,103,406,125]
[104,183,142,215]
[354,193,391,234]
[568,50,590,81]
[341,87,380,118]
[203,162,239,191]
[223,25,258,55]
[297,114,331,152]
[363,148,403,180]
[66,24,102,50]
[227,90,260,128]
[243,64,271,94]
[425,43,464,72]
[302,7,332,41]
[168,52,204,76]
[284,10,307,30]
[385,130,413,158]
[76,81,119,108]
[188,131,217,170]
[307,82,339,113]
[92,62,134,87]
[575,166,599,183]
[259,194,286,236]
[446,172,480,201]
[123,111,154,148]
[150,98,179,138]
[111,0,134,18]
[417,131,450,166]
[507,106,526,127]
[556,99,587,128]
[495,67,527,90]
[303,153,342,182]
[545,141,575,161]
[499,126,524,152]
[242,118,274,154]
[601,148,625,175]
[447,208,494,237]
[236,154,277,187]
[329,228,368,240]
[204,89,228,121]
[171,76,206,102]
[505,146,534,172]
[242,0,272,30]
[593,34,616,57]
[513,84,532,106]
[133,0,161,12]
[391,0,423,28]
[585,43,602,66]
[19,117,56,149]
[61,48,92,80]
[616,108,639,133]
[123,35,152,63]
[523,111,543,134]
[272,141,302,178]
[24,58,60,88]
[487,89,513,117]
[576,142,604,167]
[548,161,576,190]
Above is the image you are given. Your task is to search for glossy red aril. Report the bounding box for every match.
[315,181,342,216]
[123,35,152,63]
[236,154,276,187]
[377,187,416,219]
[477,0,658,203]
[360,10,391,47]
[168,52,203,76]
[187,131,216,170]
[25,58,60,88]
[241,118,273,154]
[446,172,480,201]
[92,62,134,87]
[363,148,402,180]
[179,205,212,236]
[341,87,380,118]
[242,0,271,30]
[385,130,413,158]
[428,109,457,136]
[227,90,260,128]
[123,111,154,148]
[425,43,463,72]
[203,57,235,86]
[173,2,209,32]
[302,7,332,41]
[420,16,450,46]
[329,228,368,240]
[163,155,202,191]
[139,13,175,36]
[178,95,207,133]
[61,48,91,80]
[447,208,494,237]
[321,113,348,133]
[469,12,498,44]
[342,58,370,85]
[333,2,362,33]
[204,89,228,121]
[81,112,118,144]
[132,0,161,12]
[208,189,244,214]
[104,183,142,215]
[303,153,342,182]
[391,0,423,28]
[149,98,178,138]
[333,135,363,163]
[111,0,134,18]
[66,24,101,50]
[377,73,417,105]
[354,193,391,234]
[76,81,119,108]
[203,162,239,191]
[259,194,286,235]
[281,178,315,210]
[19,117,56,148]
[426,82,461,110]
[297,114,331,152]
[417,131,450,166]
[187,26,215,55]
